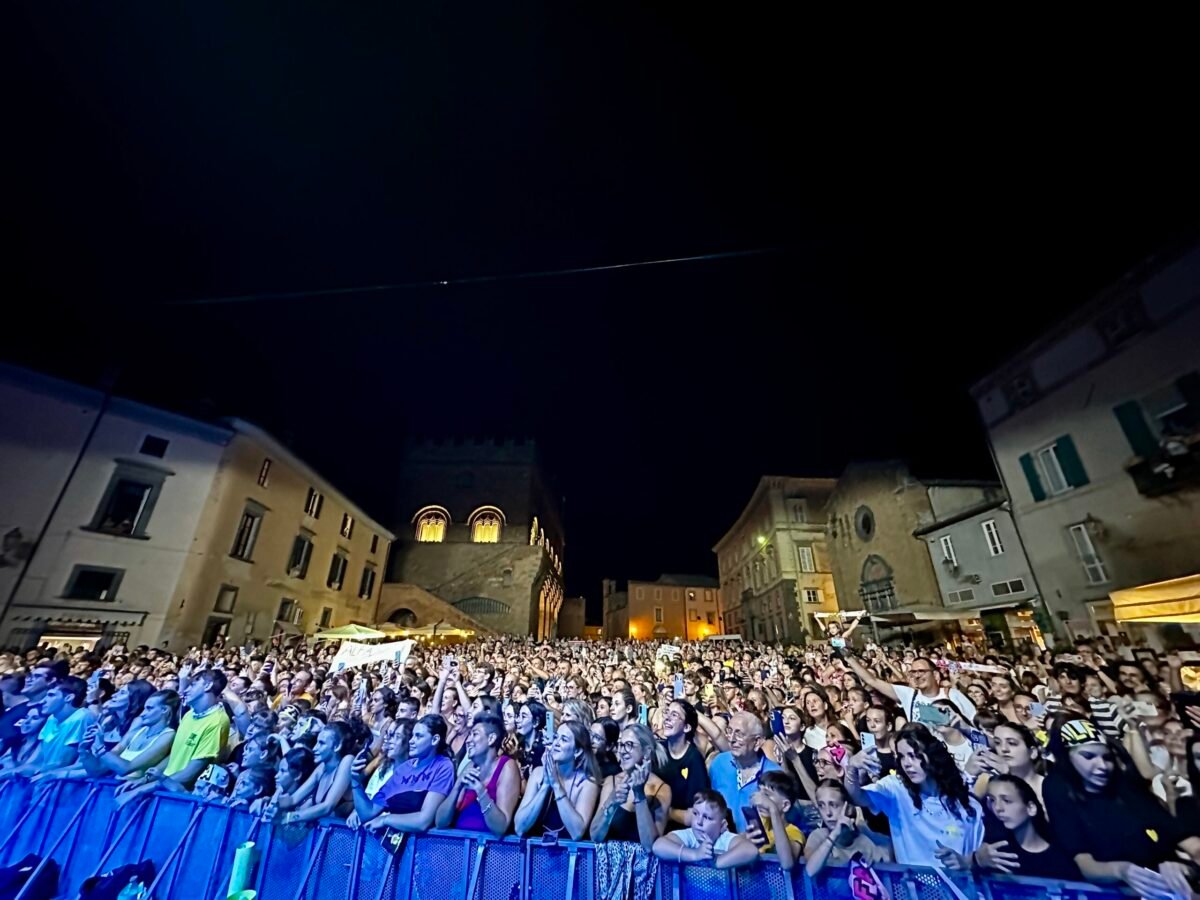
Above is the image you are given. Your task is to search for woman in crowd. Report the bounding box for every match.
[251,747,314,814]
[270,721,359,825]
[363,718,414,800]
[846,723,983,867]
[590,723,670,848]
[2,705,48,770]
[436,713,520,836]
[515,721,600,841]
[1043,717,1200,898]
[658,700,710,828]
[988,675,1021,724]
[769,705,805,765]
[355,714,455,833]
[803,780,889,877]
[507,700,546,783]
[841,687,871,734]
[803,687,835,752]
[952,774,1080,880]
[96,679,155,748]
[75,688,179,781]
[970,721,1044,808]
[591,717,622,779]
[365,685,398,752]
[608,687,637,730]
[964,683,991,714]
[561,697,594,730]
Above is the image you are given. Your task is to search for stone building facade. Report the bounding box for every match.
[714,477,840,643]
[825,462,999,640]
[384,439,565,638]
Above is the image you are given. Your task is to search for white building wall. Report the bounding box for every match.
[0,369,230,648]
[981,253,1200,640]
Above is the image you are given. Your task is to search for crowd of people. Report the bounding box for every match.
[1,631,1198,897]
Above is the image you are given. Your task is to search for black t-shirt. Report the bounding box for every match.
[0,702,28,758]
[1009,840,1082,881]
[658,741,710,810]
[1043,772,1188,868]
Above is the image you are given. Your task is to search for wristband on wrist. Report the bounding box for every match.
[632,785,647,802]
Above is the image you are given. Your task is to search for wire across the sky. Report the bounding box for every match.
[168,246,778,306]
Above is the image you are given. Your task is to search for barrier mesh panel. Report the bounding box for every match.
[411,832,474,900]
[312,825,360,900]
[676,862,734,900]
[352,829,397,900]
[166,803,235,898]
[476,840,522,900]
[57,787,120,899]
[737,860,793,900]
[257,821,319,899]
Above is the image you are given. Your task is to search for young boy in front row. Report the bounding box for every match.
[653,790,758,869]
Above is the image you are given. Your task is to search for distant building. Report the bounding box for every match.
[825,463,1001,641]
[971,243,1200,640]
[913,494,1047,649]
[556,596,587,639]
[713,477,840,643]
[601,579,628,640]
[383,439,565,638]
[0,365,394,651]
[614,575,721,642]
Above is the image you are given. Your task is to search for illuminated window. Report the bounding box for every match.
[469,506,505,543]
[413,506,450,543]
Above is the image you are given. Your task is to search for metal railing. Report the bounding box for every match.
[0,777,1132,900]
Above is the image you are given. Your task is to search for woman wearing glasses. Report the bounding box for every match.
[514,720,600,841]
[591,723,671,849]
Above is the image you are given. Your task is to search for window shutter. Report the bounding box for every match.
[1113,401,1159,458]
[1055,435,1089,487]
[1019,453,1046,502]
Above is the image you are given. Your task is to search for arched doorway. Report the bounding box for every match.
[388,608,418,627]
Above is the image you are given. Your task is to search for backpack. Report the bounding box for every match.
[0,853,59,900]
[79,861,156,900]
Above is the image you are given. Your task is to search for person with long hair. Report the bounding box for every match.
[97,679,155,747]
[252,747,317,816]
[609,686,637,730]
[506,701,546,783]
[949,774,1079,880]
[845,723,983,867]
[356,714,455,834]
[270,721,360,824]
[363,718,414,800]
[591,722,670,849]
[1042,717,1200,898]
[590,717,622,779]
[802,687,835,751]
[658,700,711,828]
[803,779,890,877]
[436,713,521,837]
[75,689,180,780]
[515,720,600,841]
[365,685,398,751]
[969,721,1044,808]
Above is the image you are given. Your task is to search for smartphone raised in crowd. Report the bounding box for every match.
[673,674,684,698]
[859,731,876,751]
[544,709,555,740]
[637,704,650,725]
[741,806,767,845]
[914,704,953,727]
[770,708,785,737]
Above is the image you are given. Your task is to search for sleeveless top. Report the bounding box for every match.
[454,755,511,832]
[120,726,173,762]
[607,795,661,843]
[530,769,588,839]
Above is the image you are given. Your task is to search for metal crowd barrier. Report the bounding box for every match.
[0,777,1132,900]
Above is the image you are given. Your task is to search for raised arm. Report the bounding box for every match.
[845,655,897,703]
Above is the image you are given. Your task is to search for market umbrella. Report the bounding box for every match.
[313,624,387,641]
[404,624,475,638]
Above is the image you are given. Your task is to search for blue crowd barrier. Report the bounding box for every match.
[0,778,1133,900]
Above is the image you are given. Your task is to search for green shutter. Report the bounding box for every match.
[1113,401,1159,458]
[1019,453,1046,502]
[1055,435,1090,487]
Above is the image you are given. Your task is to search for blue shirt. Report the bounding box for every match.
[707,751,780,831]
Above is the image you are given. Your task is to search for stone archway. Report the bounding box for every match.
[388,608,418,627]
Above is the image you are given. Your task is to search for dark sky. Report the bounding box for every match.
[6,7,1198,620]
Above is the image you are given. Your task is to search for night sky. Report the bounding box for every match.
[7,7,1198,620]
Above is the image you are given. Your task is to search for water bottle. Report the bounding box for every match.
[117,877,146,899]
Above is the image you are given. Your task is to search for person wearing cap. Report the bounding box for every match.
[1043,717,1200,898]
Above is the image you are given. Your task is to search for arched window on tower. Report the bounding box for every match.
[413,506,449,543]
[469,506,505,543]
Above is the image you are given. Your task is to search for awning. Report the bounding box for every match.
[7,605,147,627]
[871,605,979,622]
[1111,574,1200,624]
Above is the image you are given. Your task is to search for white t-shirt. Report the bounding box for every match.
[892,684,978,723]
[675,828,737,854]
[803,725,827,751]
[941,738,974,772]
[862,773,983,867]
